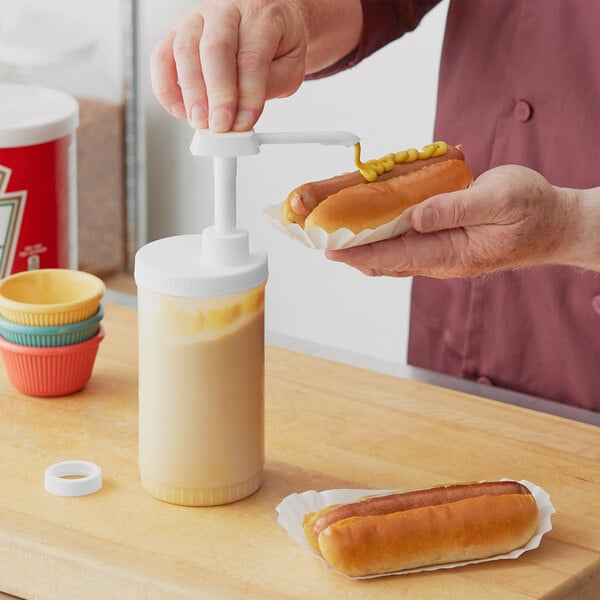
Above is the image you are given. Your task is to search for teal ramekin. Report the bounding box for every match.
[0,304,104,347]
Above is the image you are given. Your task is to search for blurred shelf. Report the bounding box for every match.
[102,270,136,296]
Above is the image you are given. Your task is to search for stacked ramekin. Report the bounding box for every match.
[0,269,105,396]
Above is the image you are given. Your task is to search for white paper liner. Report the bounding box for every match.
[264,202,413,250]
[275,479,555,579]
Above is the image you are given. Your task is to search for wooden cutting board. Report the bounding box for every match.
[0,303,598,599]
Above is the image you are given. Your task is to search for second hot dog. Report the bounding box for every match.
[303,480,539,577]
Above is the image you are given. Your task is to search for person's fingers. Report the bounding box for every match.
[325,237,419,277]
[232,5,306,130]
[171,14,210,128]
[199,6,241,132]
[232,16,278,131]
[151,2,308,132]
[232,40,306,130]
[410,189,479,233]
[325,227,478,279]
[265,45,307,99]
[150,31,186,119]
[411,169,515,233]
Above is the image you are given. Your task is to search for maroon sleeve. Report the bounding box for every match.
[306,0,443,79]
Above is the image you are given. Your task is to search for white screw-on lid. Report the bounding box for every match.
[134,233,268,298]
[44,460,102,497]
[0,83,79,148]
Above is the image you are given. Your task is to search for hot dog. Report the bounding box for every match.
[303,481,538,577]
[282,142,473,233]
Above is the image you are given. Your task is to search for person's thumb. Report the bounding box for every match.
[410,183,498,233]
[409,189,470,233]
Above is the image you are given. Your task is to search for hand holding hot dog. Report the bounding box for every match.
[150,0,362,132]
[326,165,600,276]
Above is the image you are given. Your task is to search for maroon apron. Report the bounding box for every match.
[409,0,600,410]
[312,0,600,410]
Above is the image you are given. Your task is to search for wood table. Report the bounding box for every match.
[0,303,598,599]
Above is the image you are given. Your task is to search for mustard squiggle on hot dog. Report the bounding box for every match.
[354,141,449,182]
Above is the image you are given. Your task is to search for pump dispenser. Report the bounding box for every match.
[134,128,359,506]
[191,128,360,268]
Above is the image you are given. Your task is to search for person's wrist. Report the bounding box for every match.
[558,186,600,271]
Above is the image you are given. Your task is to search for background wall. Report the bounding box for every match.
[140,1,449,366]
[0,0,124,102]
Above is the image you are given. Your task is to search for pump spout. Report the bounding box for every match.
[255,130,360,148]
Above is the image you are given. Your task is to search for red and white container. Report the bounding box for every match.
[0,83,78,276]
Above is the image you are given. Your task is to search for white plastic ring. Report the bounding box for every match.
[44,460,102,497]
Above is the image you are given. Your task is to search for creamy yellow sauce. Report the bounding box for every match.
[354,140,449,182]
[137,285,266,506]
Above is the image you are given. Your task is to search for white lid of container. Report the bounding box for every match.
[44,460,102,497]
[134,233,268,298]
[0,83,79,148]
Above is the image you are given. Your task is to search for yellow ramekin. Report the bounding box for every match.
[0,269,105,326]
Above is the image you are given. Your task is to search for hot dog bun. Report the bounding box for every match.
[303,481,538,577]
[304,159,473,233]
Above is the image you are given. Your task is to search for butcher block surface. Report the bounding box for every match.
[0,303,598,599]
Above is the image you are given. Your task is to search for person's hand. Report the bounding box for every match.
[326,165,596,277]
[150,0,308,132]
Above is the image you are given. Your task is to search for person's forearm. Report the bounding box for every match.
[297,0,363,74]
[560,187,600,272]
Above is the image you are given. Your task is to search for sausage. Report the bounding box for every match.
[311,480,530,543]
[287,144,465,220]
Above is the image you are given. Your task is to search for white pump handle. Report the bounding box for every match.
[190,128,360,157]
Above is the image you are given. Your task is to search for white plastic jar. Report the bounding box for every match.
[135,232,268,506]
[0,83,78,275]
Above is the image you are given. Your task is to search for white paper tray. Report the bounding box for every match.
[264,202,413,250]
[275,479,555,579]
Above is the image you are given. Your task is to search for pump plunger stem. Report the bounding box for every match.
[189,129,361,238]
[213,156,238,236]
